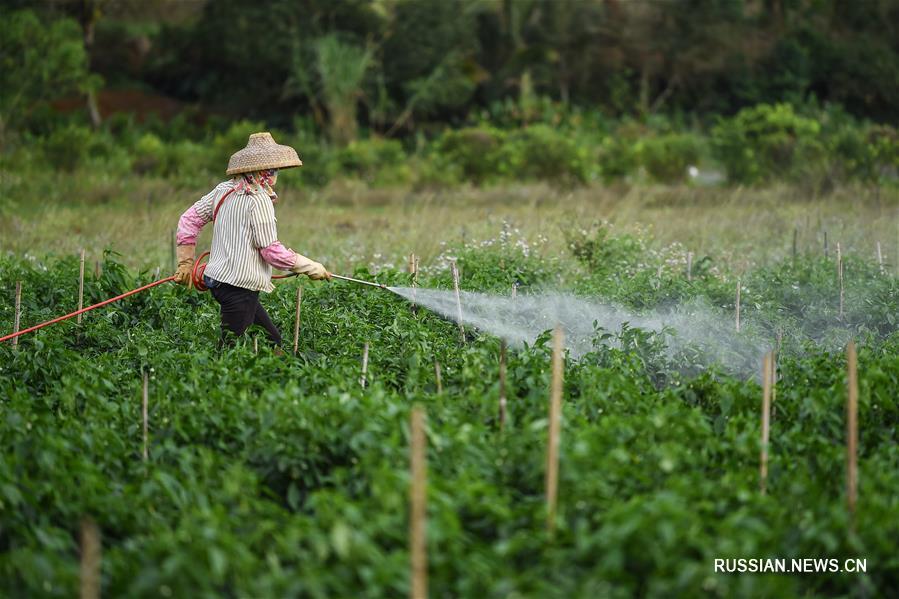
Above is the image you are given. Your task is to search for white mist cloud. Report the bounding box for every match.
[390,287,769,378]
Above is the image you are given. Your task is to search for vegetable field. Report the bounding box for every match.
[2,230,899,597]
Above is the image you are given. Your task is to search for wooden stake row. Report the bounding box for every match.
[409,407,427,599]
[546,326,564,533]
[846,341,858,529]
[293,287,302,356]
[360,342,370,389]
[12,281,21,350]
[408,252,419,313]
[837,242,844,320]
[80,516,101,599]
[758,341,860,537]
[498,340,507,430]
[450,259,464,341]
[760,352,772,494]
[434,361,442,395]
[142,370,149,463]
[77,249,86,325]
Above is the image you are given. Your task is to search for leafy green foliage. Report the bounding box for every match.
[432,126,507,185]
[2,236,898,595]
[0,9,96,143]
[711,103,822,185]
[337,138,410,187]
[639,133,704,183]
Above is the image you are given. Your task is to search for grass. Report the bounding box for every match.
[4,171,898,278]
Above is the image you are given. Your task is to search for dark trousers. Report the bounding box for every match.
[210,281,283,347]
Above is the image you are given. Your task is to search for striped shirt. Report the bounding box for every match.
[188,181,279,292]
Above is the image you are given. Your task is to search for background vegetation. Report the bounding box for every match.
[0,0,897,198]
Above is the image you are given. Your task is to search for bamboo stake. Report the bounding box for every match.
[735,278,741,333]
[142,370,149,463]
[877,241,884,275]
[409,252,418,312]
[450,259,464,341]
[760,352,772,495]
[253,337,258,354]
[94,260,101,279]
[846,341,858,528]
[12,281,21,350]
[80,516,101,599]
[837,243,844,321]
[792,227,798,261]
[434,361,442,395]
[360,342,369,389]
[77,249,86,324]
[409,407,427,599]
[546,326,564,533]
[293,287,302,355]
[170,229,176,273]
[772,331,781,407]
[686,251,693,282]
[498,340,507,430]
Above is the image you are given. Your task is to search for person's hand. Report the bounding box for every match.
[291,253,331,281]
[173,244,195,286]
[308,267,331,281]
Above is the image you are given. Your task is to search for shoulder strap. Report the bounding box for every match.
[212,188,236,222]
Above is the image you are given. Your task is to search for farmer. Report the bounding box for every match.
[172,132,330,347]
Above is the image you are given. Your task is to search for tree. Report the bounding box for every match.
[286,35,373,145]
[0,9,96,146]
[382,0,482,123]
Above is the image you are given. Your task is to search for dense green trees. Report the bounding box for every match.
[0,0,896,192]
[0,9,96,147]
[2,0,897,140]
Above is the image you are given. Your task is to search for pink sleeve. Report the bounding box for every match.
[176,205,210,245]
[260,241,298,270]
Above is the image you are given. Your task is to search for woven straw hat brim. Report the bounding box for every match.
[226,132,303,175]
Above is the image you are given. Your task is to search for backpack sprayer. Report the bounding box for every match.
[0,253,389,344]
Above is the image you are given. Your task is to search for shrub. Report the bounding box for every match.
[294,140,340,187]
[167,140,219,186]
[598,136,640,182]
[132,132,165,174]
[500,125,590,185]
[711,103,821,184]
[337,137,411,186]
[638,133,704,183]
[868,125,899,184]
[432,126,506,184]
[566,224,646,277]
[41,123,93,171]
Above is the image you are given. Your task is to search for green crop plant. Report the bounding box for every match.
[1,231,898,596]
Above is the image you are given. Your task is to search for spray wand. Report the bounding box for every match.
[331,274,389,290]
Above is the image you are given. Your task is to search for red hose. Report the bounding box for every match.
[191,251,296,292]
[0,276,175,344]
[4,251,301,343]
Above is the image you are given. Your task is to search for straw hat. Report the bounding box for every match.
[226,132,302,175]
